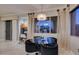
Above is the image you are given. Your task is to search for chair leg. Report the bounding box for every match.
[35,53,39,55]
[26,53,29,55]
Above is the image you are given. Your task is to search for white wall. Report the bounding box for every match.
[12,20,18,42]
[0,16,18,42]
[0,20,5,41]
[0,15,28,43]
[70,36,79,50]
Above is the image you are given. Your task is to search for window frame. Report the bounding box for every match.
[70,5,79,36]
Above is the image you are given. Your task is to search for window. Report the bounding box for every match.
[34,16,57,33]
[19,17,28,34]
[70,6,79,36]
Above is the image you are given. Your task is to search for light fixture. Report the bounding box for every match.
[37,5,46,21]
[37,13,46,20]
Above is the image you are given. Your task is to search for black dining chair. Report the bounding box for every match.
[25,39,40,55]
[40,37,58,55]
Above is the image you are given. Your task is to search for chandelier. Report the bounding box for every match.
[37,13,46,21]
[37,5,46,21]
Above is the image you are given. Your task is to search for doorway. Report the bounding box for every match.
[18,17,28,42]
[5,20,12,40]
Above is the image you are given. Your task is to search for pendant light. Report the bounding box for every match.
[37,4,46,21]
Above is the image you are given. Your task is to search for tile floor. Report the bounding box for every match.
[0,40,26,55]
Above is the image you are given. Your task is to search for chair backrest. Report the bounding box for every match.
[53,37,57,43]
[25,40,38,52]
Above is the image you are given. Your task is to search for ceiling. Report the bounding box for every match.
[0,4,66,16]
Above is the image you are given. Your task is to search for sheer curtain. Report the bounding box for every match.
[57,5,71,54]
